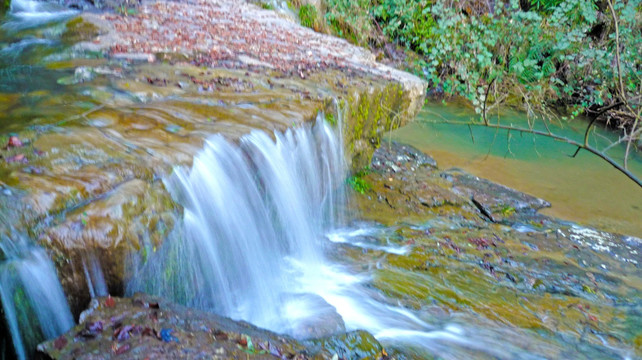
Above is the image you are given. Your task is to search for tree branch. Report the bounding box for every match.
[426,119,642,187]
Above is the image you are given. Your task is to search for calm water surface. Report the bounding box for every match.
[392,102,642,237]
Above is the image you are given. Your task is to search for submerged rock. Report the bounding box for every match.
[36,293,385,360]
[346,141,642,359]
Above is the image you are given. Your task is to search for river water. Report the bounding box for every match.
[392,101,642,238]
[0,4,641,360]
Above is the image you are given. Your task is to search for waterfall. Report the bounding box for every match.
[82,252,108,299]
[128,116,347,334]
[0,230,74,360]
[2,0,77,31]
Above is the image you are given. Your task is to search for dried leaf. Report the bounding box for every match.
[6,136,22,148]
[114,343,131,355]
[5,154,27,164]
[54,336,68,350]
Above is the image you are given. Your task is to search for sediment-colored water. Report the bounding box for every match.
[392,101,642,237]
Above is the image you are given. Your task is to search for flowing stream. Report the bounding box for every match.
[127,117,639,359]
[0,3,640,359]
[127,118,499,357]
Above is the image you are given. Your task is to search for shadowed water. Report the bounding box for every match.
[0,226,74,360]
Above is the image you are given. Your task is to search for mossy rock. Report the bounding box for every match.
[61,17,101,45]
[306,330,384,360]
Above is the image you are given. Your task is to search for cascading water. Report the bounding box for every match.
[128,117,347,334]
[2,0,76,31]
[128,116,636,359]
[0,227,74,360]
[128,116,536,357]
[82,252,108,299]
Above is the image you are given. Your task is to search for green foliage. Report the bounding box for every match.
[347,168,372,194]
[529,0,565,11]
[373,0,436,51]
[419,0,641,119]
[299,4,318,29]
[1,0,10,15]
[326,112,337,126]
[261,2,274,9]
[319,0,641,143]
[324,0,376,45]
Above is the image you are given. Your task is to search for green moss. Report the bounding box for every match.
[325,112,336,126]
[61,17,100,45]
[341,82,411,170]
[307,330,383,359]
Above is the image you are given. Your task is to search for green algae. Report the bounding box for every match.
[347,142,642,358]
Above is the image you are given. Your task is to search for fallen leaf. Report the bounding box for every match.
[213,330,227,340]
[6,136,22,148]
[114,343,130,355]
[105,295,116,308]
[114,324,134,342]
[54,336,67,350]
[5,154,27,164]
[238,336,247,347]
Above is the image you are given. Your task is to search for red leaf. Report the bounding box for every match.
[238,336,247,346]
[7,136,22,148]
[105,295,116,308]
[114,343,131,355]
[147,302,160,309]
[54,335,68,350]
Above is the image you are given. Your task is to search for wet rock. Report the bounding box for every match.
[282,293,346,340]
[346,141,641,359]
[37,294,383,360]
[306,330,384,360]
[371,141,437,171]
[443,169,551,217]
[2,0,426,323]
[355,142,555,225]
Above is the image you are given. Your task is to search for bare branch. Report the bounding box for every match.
[423,119,642,187]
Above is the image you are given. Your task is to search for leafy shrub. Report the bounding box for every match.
[420,0,641,120]
[319,0,640,133]
[373,0,436,51]
[324,0,377,45]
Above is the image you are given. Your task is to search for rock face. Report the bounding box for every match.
[36,294,385,359]
[354,141,551,225]
[79,0,427,168]
[0,0,426,315]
